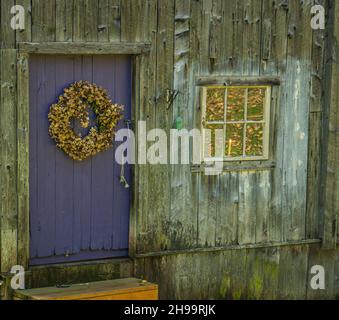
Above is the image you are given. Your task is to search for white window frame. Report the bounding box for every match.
[201,85,272,162]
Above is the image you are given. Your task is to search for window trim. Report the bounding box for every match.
[201,85,272,162]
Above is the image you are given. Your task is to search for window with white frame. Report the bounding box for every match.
[202,86,271,161]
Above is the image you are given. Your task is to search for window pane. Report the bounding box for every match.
[204,124,224,158]
[206,89,225,122]
[247,88,265,121]
[227,88,245,121]
[225,124,244,157]
[246,123,264,156]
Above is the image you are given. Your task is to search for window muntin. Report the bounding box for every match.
[202,86,271,161]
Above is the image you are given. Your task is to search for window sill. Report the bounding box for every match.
[191,160,276,173]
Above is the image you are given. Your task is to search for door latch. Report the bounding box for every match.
[119,119,131,189]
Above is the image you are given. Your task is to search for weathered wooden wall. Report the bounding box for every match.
[0,0,338,300]
[137,243,339,300]
[135,0,327,254]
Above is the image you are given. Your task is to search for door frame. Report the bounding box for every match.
[17,41,151,269]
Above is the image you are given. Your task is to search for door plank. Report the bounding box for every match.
[54,55,76,256]
[36,55,56,258]
[73,56,92,253]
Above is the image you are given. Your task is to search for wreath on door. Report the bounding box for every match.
[48,81,124,161]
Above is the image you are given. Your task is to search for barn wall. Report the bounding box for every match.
[133,0,327,253]
[0,0,338,300]
[136,243,339,300]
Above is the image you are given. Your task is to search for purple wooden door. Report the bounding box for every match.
[29,55,131,266]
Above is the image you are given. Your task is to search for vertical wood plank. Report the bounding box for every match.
[198,175,218,247]
[0,49,18,272]
[129,55,140,259]
[188,0,202,251]
[306,0,326,239]
[335,253,339,298]
[72,56,92,253]
[28,55,39,259]
[73,0,85,41]
[15,0,32,43]
[121,0,150,42]
[269,85,283,242]
[108,0,121,42]
[220,0,240,74]
[0,0,16,48]
[54,55,74,256]
[322,0,339,249]
[169,0,197,250]
[280,0,313,241]
[32,0,56,42]
[84,0,98,42]
[199,0,212,74]
[260,0,273,73]
[91,56,115,251]
[220,0,246,75]
[146,0,174,252]
[277,245,309,299]
[255,170,270,243]
[98,0,109,42]
[120,0,134,42]
[208,0,222,73]
[56,0,73,42]
[238,172,257,245]
[135,0,158,253]
[17,52,30,269]
[268,2,288,243]
[216,172,239,246]
[35,55,56,257]
[242,0,262,75]
[306,113,322,238]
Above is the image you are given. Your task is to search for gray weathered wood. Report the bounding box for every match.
[169,0,197,250]
[144,0,174,252]
[135,0,158,254]
[84,0,98,42]
[216,173,239,246]
[32,0,56,42]
[0,49,18,272]
[56,0,73,42]
[135,239,322,259]
[196,76,281,86]
[15,0,32,43]
[18,42,152,55]
[17,53,30,269]
[306,0,326,239]
[321,0,339,250]
[191,160,276,173]
[73,0,85,41]
[109,0,121,42]
[0,0,15,49]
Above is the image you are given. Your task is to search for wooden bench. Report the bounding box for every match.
[14,278,158,300]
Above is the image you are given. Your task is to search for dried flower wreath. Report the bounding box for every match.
[48,81,124,161]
